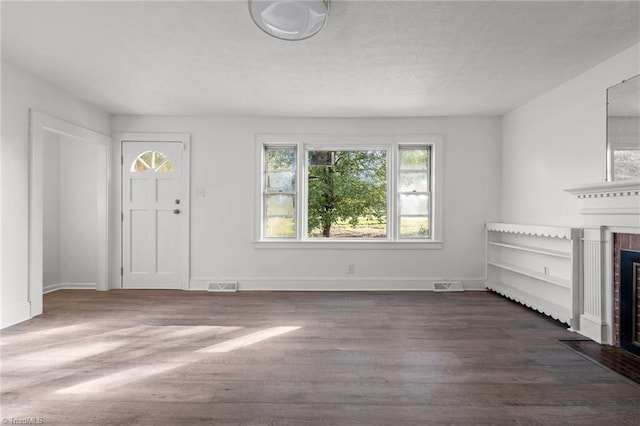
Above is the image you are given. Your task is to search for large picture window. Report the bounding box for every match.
[258,135,442,245]
[308,149,387,239]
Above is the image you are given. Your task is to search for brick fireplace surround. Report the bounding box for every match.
[613,233,640,348]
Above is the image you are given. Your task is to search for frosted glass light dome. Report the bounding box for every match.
[249,0,329,41]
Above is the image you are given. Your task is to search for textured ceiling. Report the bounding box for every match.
[2,1,639,117]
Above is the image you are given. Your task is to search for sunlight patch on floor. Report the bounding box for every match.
[50,326,301,395]
[6,340,127,369]
[0,324,93,345]
[56,363,178,394]
[156,325,241,340]
[197,326,301,353]
[103,325,242,342]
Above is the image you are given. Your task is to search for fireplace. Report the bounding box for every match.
[564,179,640,345]
[618,245,640,356]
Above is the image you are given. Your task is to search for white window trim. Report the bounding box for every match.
[254,133,443,249]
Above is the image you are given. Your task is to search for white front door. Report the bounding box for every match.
[122,141,184,288]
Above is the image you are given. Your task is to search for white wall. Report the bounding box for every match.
[42,132,99,291]
[58,135,99,284]
[501,44,640,227]
[43,132,61,288]
[1,62,110,328]
[112,116,501,290]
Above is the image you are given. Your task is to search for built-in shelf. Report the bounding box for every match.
[486,223,581,326]
[487,241,571,259]
[488,261,571,288]
[486,222,574,239]
[485,281,570,323]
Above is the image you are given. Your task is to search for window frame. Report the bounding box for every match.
[263,145,298,239]
[396,145,432,240]
[254,134,443,249]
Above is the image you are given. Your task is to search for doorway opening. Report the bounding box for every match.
[29,110,110,317]
[43,131,101,293]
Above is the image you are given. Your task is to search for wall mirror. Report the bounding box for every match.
[607,74,640,181]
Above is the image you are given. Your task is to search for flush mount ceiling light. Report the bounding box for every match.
[249,0,329,41]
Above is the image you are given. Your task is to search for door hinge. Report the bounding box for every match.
[121,156,124,165]
[121,212,124,222]
[121,267,123,276]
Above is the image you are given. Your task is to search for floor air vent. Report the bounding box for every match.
[433,281,464,292]
[207,281,238,292]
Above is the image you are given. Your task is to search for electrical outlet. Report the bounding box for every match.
[347,264,355,274]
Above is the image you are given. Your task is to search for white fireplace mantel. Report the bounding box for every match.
[563,178,639,344]
[564,178,640,229]
[564,179,640,197]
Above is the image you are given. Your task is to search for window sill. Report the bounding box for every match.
[253,240,444,250]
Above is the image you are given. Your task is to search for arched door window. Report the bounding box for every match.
[131,150,174,172]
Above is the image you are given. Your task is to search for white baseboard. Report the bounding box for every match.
[1,301,32,329]
[190,277,486,292]
[44,282,97,294]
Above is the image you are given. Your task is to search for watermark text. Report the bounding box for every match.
[2,418,44,425]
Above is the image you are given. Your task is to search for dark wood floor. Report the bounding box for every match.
[2,290,640,425]
[559,339,640,385]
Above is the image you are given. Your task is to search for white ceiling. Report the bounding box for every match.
[2,1,639,117]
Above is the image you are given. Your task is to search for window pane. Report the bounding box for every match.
[153,151,166,169]
[265,217,295,238]
[400,194,429,216]
[266,148,295,170]
[399,171,429,192]
[156,160,174,172]
[613,150,640,180]
[133,159,149,172]
[153,151,174,172]
[140,151,154,168]
[131,151,174,172]
[267,171,294,192]
[400,217,429,238]
[264,146,297,239]
[266,194,295,216]
[307,150,387,238]
[399,148,429,170]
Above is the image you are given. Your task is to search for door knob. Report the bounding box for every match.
[173,209,181,214]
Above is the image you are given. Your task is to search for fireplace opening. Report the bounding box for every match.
[620,249,640,357]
